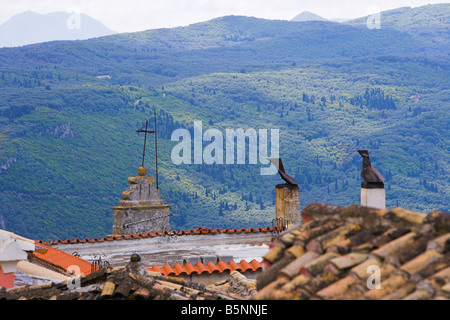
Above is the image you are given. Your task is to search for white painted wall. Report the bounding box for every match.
[361,187,386,209]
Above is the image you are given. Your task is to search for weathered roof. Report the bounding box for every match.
[254,203,450,300]
[30,239,262,278]
[0,255,246,300]
[16,260,68,282]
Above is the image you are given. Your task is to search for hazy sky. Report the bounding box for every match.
[0,0,448,33]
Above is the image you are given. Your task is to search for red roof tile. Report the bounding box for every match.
[147,259,262,276]
[38,226,279,245]
[254,203,450,300]
[32,241,94,276]
[216,260,231,272]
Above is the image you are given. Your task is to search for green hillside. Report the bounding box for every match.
[0,4,448,241]
[346,4,449,45]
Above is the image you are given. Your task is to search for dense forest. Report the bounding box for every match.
[0,4,448,240]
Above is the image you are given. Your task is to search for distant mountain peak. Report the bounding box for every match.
[291,11,328,22]
[0,11,116,48]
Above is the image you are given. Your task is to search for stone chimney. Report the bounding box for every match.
[112,167,171,235]
[358,150,386,210]
[267,158,301,227]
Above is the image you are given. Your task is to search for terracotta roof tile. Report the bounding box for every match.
[372,232,417,259]
[400,250,443,276]
[254,202,450,300]
[302,252,340,277]
[195,261,209,274]
[0,256,245,300]
[146,259,262,276]
[364,274,409,300]
[149,264,163,274]
[173,263,185,275]
[382,282,417,300]
[38,226,278,245]
[206,261,220,273]
[250,259,262,271]
[328,252,368,270]
[279,251,319,279]
[162,264,175,275]
[316,275,359,300]
[31,241,94,276]
[216,260,231,272]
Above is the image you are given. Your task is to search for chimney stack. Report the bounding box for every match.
[358,150,386,209]
[275,183,301,225]
[268,158,301,226]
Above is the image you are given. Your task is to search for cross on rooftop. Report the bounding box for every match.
[136,109,158,189]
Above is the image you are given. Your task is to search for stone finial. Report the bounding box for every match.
[130,253,142,262]
[138,167,147,177]
[127,253,146,276]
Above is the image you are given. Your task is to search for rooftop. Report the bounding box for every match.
[44,226,276,268]
[1,202,448,300]
[0,253,256,300]
[254,203,450,300]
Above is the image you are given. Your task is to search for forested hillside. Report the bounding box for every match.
[0,4,448,240]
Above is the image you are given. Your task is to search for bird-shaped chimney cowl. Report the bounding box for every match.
[358,150,385,188]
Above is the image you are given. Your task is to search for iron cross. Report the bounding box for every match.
[136,110,158,188]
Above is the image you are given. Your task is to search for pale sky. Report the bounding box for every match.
[0,0,448,33]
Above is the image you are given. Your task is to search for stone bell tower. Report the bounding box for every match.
[112,166,171,235]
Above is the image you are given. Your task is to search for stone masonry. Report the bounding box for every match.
[275,183,301,226]
[112,167,171,235]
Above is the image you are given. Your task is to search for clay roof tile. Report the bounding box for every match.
[254,203,449,300]
[228,260,240,270]
[32,242,93,276]
[239,260,250,270]
[216,261,231,272]
[205,261,220,273]
[162,264,176,276]
[183,262,197,275]
[194,261,209,274]
[249,259,262,271]
[173,263,186,275]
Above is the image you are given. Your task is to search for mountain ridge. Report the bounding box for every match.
[0,4,448,240]
[0,11,116,48]
[291,11,328,22]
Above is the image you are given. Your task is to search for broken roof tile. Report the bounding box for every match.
[302,252,340,277]
[329,252,368,270]
[279,251,320,279]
